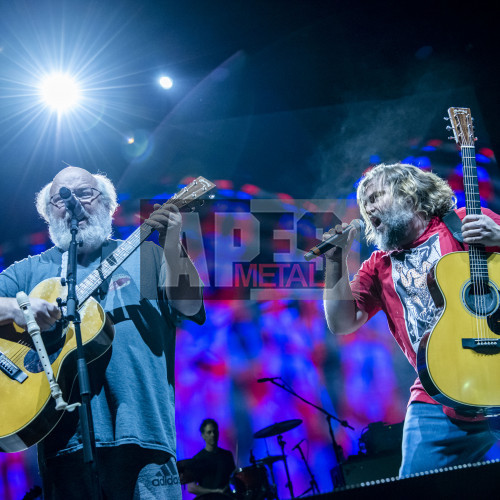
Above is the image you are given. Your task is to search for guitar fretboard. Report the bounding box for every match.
[76,224,153,306]
[462,145,489,284]
[73,176,215,308]
[462,146,481,217]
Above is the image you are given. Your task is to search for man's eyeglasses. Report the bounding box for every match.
[50,187,102,208]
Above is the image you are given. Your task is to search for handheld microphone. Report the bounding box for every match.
[292,438,306,451]
[59,187,89,222]
[304,219,364,261]
[257,377,281,383]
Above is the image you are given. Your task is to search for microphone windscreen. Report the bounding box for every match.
[59,187,72,199]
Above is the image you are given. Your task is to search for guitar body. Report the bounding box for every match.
[417,251,500,416]
[0,278,114,452]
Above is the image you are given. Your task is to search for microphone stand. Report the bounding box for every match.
[268,379,353,489]
[293,441,320,497]
[277,434,294,499]
[64,214,102,500]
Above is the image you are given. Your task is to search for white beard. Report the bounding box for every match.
[48,204,112,253]
[372,201,416,251]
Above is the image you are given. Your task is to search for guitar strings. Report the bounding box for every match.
[466,145,483,339]
[463,143,487,340]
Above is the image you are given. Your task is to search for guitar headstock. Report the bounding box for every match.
[163,176,216,211]
[446,107,476,147]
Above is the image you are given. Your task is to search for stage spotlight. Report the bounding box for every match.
[159,76,173,89]
[40,73,81,112]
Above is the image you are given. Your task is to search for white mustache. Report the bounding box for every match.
[48,205,112,252]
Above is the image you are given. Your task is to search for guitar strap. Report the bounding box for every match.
[442,210,465,249]
[96,239,119,302]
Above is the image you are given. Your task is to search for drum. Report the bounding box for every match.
[229,464,272,499]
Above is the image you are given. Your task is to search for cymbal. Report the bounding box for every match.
[256,455,286,466]
[253,419,303,439]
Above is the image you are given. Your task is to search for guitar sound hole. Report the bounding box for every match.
[40,321,67,355]
[24,347,64,374]
[462,281,500,319]
[487,309,500,335]
[23,322,68,374]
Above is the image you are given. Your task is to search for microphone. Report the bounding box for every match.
[59,187,89,222]
[257,377,281,383]
[292,438,306,451]
[304,219,364,261]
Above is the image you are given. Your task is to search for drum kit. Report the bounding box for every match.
[179,419,304,500]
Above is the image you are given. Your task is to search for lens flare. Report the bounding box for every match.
[40,73,81,112]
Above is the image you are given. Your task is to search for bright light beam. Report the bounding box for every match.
[159,76,173,89]
[40,73,81,113]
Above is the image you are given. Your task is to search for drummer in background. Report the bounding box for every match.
[187,418,236,496]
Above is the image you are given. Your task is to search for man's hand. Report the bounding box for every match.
[143,203,202,315]
[145,203,182,250]
[462,214,500,247]
[11,297,61,331]
[322,222,357,260]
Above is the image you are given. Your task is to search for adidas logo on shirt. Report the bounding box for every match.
[151,461,180,487]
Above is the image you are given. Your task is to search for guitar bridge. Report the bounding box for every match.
[462,338,500,355]
[0,350,28,383]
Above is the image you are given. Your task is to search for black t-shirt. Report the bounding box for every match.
[193,447,236,489]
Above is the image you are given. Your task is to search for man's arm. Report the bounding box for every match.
[145,203,203,317]
[323,225,368,335]
[186,482,225,496]
[0,297,60,330]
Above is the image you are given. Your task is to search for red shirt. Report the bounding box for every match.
[351,207,500,420]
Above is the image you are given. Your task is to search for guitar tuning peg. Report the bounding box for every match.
[448,136,455,140]
[474,137,478,141]
[444,117,449,121]
[446,126,452,130]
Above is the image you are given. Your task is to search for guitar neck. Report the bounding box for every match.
[461,144,489,284]
[76,223,154,305]
[74,175,215,307]
[462,145,481,217]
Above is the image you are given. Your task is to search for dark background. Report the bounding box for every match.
[1,1,499,229]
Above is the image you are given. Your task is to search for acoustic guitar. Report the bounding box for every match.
[417,107,500,416]
[0,177,215,452]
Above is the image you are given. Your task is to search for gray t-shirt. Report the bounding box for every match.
[0,240,205,459]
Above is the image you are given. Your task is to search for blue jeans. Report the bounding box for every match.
[399,402,498,477]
